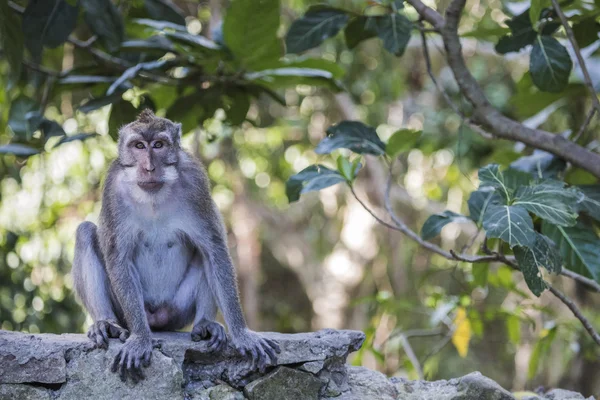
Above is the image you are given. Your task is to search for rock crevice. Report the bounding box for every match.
[0,329,593,400]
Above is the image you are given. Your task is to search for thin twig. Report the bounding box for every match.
[573,108,596,143]
[547,284,600,346]
[398,334,424,379]
[419,23,493,140]
[551,0,600,119]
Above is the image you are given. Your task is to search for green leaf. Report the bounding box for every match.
[132,18,187,32]
[573,18,600,48]
[286,164,346,203]
[477,164,531,203]
[385,129,421,157]
[344,16,376,49]
[166,88,223,134]
[542,222,600,281]
[337,156,354,181]
[530,36,573,93]
[421,210,467,240]
[510,150,566,179]
[316,121,386,155]
[22,0,80,59]
[8,96,38,139]
[78,91,126,113]
[163,31,221,52]
[506,315,521,344]
[108,100,139,141]
[107,59,169,95]
[285,6,349,54]
[0,144,41,157]
[577,185,600,222]
[514,233,563,296]
[495,9,559,54]
[224,90,250,126]
[0,0,24,81]
[58,75,119,85]
[245,67,343,92]
[81,0,124,52]
[529,0,550,27]
[253,57,345,79]
[482,205,536,248]
[528,327,557,380]
[224,0,282,69]
[472,264,489,288]
[513,180,580,226]
[144,0,186,26]
[121,36,175,53]
[365,14,412,57]
[467,190,502,225]
[54,133,98,147]
[26,114,66,142]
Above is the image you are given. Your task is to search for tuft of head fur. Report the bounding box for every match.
[136,108,156,124]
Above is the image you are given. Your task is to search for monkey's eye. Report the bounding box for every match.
[153,141,163,149]
[135,142,145,149]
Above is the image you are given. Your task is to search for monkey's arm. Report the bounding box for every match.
[102,232,153,382]
[188,225,280,371]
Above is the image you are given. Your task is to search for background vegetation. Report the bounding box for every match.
[1,0,600,396]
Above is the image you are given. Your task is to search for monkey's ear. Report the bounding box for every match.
[175,122,182,138]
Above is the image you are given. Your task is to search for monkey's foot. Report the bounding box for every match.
[111,334,152,384]
[87,320,129,349]
[232,329,281,373]
[191,319,227,352]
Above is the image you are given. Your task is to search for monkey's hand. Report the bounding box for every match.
[87,320,129,349]
[231,329,281,373]
[191,319,227,352]
[111,334,153,383]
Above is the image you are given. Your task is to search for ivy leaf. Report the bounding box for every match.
[0,144,41,157]
[0,0,24,81]
[22,0,79,59]
[542,222,600,281]
[530,36,572,93]
[513,180,581,226]
[365,13,412,57]
[285,6,349,54]
[467,190,502,225]
[482,205,536,248]
[577,185,600,221]
[510,150,566,179]
[514,233,562,296]
[385,129,421,158]
[421,210,468,240]
[144,0,186,26]
[224,0,282,69]
[344,16,376,49]
[286,164,346,203]
[316,121,386,155]
[495,9,559,54]
[81,0,124,52]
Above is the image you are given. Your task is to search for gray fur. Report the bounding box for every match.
[72,110,279,383]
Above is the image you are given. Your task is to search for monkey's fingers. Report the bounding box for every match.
[119,353,129,382]
[142,350,152,368]
[111,350,123,374]
[262,341,278,364]
[265,338,281,354]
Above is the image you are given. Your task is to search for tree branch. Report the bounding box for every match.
[551,0,600,119]
[547,284,600,346]
[409,0,600,179]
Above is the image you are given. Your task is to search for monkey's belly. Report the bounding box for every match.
[134,238,195,308]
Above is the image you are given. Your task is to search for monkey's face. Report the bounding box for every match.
[117,110,181,194]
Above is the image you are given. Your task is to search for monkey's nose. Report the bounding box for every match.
[145,165,155,172]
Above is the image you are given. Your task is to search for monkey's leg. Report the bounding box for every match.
[188,259,227,352]
[72,222,129,348]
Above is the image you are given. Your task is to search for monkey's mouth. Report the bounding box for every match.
[137,181,164,192]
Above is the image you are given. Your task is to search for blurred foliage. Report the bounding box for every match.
[1,0,600,396]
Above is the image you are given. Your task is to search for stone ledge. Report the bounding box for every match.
[0,329,594,400]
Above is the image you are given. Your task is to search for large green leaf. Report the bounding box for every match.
[144,0,186,26]
[542,222,600,281]
[78,91,126,113]
[513,181,580,226]
[107,60,169,95]
[510,150,566,179]
[385,129,421,158]
[245,67,342,92]
[0,0,24,81]
[467,190,502,224]
[495,9,559,54]
[81,0,124,52]
[223,0,282,69]
[365,14,412,57]
[573,18,600,48]
[22,0,79,59]
[8,96,38,139]
[315,121,386,155]
[132,18,187,32]
[577,185,600,222]
[477,164,531,202]
[285,6,349,54]
[421,210,468,240]
[482,205,536,248]
[108,100,140,141]
[514,233,562,296]
[286,164,346,203]
[530,36,572,93]
[344,16,376,49]
[0,144,41,157]
[252,57,345,79]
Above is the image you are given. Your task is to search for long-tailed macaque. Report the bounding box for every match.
[72,109,279,382]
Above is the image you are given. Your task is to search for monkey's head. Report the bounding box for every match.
[117,109,182,193]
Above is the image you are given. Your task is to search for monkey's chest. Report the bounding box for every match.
[133,233,194,304]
